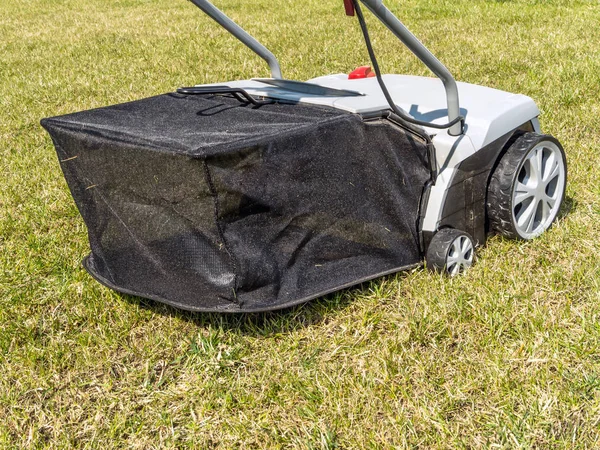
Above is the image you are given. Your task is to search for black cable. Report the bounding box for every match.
[351,0,464,132]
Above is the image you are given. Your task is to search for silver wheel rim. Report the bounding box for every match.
[447,235,474,276]
[512,141,566,239]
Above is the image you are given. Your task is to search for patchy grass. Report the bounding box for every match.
[2,0,600,447]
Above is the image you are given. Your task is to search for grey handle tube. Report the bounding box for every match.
[360,0,462,135]
[188,0,282,79]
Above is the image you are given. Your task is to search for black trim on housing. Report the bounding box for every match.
[417,179,434,253]
[436,121,535,246]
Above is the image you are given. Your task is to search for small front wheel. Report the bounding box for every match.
[426,228,475,276]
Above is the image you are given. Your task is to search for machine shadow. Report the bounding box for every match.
[559,195,576,220]
[408,105,468,123]
[117,273,407,336]
[116,197,576,335]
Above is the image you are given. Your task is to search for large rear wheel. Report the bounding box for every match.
[487,133,567,240]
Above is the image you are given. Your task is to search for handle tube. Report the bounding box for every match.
[189,0,282,79]
[359,0,462,135]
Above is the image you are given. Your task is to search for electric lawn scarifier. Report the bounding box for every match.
[41,0,567,312]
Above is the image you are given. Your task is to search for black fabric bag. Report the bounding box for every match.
[41,92,430,312]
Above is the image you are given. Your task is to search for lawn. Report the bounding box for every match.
[2,0,600,447]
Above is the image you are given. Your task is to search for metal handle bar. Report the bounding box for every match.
[187,0,462,135]
[358,0,462,135]
[188,0,282,79]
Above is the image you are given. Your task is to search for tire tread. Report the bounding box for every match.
[487,132,565,240]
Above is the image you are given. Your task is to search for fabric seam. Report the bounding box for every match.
[202,160,241,305]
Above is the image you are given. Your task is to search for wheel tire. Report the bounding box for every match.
[487,132,567,240]
[426,228,475,276]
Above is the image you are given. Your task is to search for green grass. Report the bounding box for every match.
[2,0,600,447]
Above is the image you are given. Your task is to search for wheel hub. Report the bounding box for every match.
[512,141,566,238]
[446,235,474,276]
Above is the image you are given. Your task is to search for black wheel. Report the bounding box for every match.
[487,132,567,240]
[426,228,475,276]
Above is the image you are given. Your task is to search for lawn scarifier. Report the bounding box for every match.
[40,0,567,312]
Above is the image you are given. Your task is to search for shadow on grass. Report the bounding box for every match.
[117,275,396,336]
[559,195,576,220]
[107,197,577,336]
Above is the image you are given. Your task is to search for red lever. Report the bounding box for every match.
[349,66,376,79]
[344,0,355,16]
